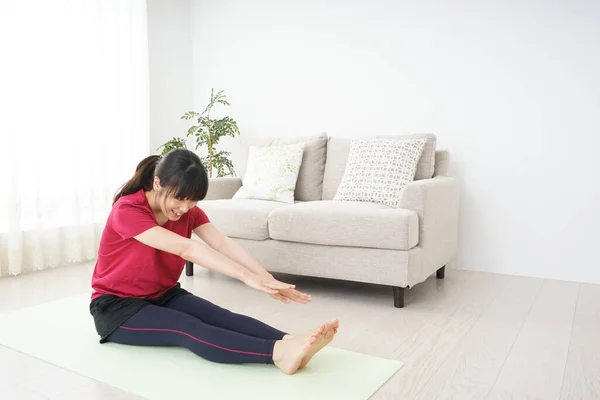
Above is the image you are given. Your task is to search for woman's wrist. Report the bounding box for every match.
[256,269,273,278]
[238,268,255,283]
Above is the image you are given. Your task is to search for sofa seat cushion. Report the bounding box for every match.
[199,199,288,240]
[268,201,419,250]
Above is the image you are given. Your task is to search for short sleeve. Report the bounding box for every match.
[191,206,210,230]
[111,203,158,239]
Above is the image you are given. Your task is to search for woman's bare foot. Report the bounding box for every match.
[299,319,339,369]
[273,322,335,374]
[282,324,326,341]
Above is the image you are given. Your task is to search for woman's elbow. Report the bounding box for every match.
[178,239,197,261]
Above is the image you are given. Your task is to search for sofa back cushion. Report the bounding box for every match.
[270,133,328,201]
[322,133,437,200]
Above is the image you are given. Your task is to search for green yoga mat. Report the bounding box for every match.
[0,295,402,400]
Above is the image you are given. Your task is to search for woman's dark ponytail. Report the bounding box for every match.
[113,155,161,204]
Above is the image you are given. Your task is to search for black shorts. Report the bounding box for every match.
[89,283,189,343]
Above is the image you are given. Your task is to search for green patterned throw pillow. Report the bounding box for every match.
[233,143,304,203]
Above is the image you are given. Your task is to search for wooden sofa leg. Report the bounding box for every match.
[393,287,405,308]
[436,265,446,279]
[185,261,194,276]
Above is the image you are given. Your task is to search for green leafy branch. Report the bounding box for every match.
[157,89,241,178]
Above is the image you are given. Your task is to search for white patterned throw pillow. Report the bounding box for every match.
[233,143,304,203]
[333,138,426,208]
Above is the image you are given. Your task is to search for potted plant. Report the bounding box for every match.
[157,89,240,178]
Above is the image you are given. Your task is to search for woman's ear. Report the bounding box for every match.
[153,176,161,191]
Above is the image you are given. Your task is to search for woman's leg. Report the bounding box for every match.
[106,304,277,364]
[165,293,287,340]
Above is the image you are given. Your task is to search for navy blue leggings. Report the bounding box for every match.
[106,294,287,364]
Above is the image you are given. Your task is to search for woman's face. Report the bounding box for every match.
[152,177,198,221]
[161,195,197,221]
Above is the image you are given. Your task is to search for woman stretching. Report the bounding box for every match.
[90,149,338,374]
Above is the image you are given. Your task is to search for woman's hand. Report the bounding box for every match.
[270,288,312,304]
[242,273,312,304]
[242,272,295,295]
[260,273,312,304]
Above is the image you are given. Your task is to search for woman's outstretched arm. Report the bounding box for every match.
[133,226,293,295]
[194,223,312,304]
[194,223,271,276]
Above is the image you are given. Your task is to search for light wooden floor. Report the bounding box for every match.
[0,263,599,400]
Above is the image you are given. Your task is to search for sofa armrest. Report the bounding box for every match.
[205,177,243,200]
[399,177,459,277]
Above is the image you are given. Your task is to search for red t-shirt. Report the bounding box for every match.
[91,189,210,300]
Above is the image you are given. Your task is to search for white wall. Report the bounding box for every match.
[186,0,600,284]
[146,0,193,154]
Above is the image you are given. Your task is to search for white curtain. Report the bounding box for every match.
[0,0,150,276]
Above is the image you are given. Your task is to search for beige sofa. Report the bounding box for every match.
[186,133,459,308]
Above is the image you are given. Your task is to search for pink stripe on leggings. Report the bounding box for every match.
[118,326,273,357]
